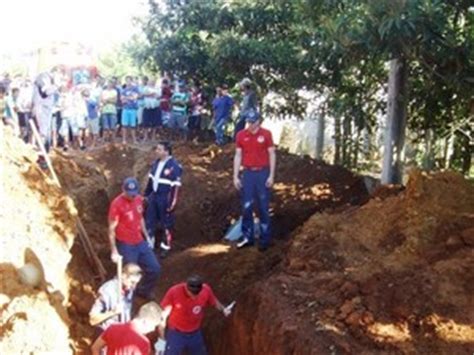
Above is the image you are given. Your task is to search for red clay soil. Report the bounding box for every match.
[53,141,368,353]
[216,171,474,354]
[0,129,77,354]
[4,131,472,355]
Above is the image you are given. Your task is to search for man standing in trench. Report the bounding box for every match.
[233,109,276,252]
[159,275,232,355]
[144,141,183,258]
[109,177,161,300]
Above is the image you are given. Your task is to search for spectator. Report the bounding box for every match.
[170,82,190,140]
[84,89,100,148]
[58,86,79,150]
[142,77,161,142]
[188,83,203,140]
[100,79,119,143]
[7,87,21,136]
[212,84,234,146]
[120,76,139,145]
[17,80,34,142]
[160,78,173,127]
[234,77,257,138]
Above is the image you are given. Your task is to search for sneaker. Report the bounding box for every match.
[237,238,254,249]
[258,244,268,252]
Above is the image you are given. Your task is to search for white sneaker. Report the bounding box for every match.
[237,238,253,249]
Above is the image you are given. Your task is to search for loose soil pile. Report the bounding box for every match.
[218,171,474,354]
[0,128,77,354]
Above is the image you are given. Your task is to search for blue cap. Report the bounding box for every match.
[123,177,140,196]
[244,109,260,123]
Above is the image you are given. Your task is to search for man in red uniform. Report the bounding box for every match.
[109,177,160,300]
[234,109,276,252]
[160,275,232,355]
[91,301,162,355]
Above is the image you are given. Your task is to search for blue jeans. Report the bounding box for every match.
[165,328,207,355]
[116,240,160,298]
[101,113,117,130]
[215,119,227,145]
[241,169,271,247]
[169,112,188,131]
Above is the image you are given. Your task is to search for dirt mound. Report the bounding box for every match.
[219,171,474,354]
[0,129,77,353]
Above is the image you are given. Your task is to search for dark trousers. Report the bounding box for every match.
[165,328,207,355]
[233,118,246,140]
[188,114,201,131]
[145,192,175,249]
[116,240,160,298]
[241,169,271,247]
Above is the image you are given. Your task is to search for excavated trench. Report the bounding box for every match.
[52,142,369,353]
[3,133,472,354]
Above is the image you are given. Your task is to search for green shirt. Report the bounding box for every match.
[101,89,117,114]
[171,92,190,114]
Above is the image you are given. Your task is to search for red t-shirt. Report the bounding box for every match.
[236,127,274,168]
[160,87,173,111]
[160,283,217,333]
[108,194,144,245]
[102,322,150,355]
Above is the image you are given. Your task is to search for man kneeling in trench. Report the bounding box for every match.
[159,275,233,355]
[89,263,142,333]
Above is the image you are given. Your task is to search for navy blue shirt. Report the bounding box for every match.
[87,98,99,119]
[212,95,234,122]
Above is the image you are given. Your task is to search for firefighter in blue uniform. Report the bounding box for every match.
[144,141,183,258]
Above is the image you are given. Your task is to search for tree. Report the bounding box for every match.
[133,0,474,178]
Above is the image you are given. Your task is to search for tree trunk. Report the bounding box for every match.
[422,128,435,170]
[461,129,472,175]
[315,112,325,160]
[342,116,352,167]
[334,116,341,165]
[381,58,408,184]
[444,131,455,169]
[353,127,361,169]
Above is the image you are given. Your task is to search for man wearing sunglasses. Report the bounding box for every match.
[159,275,232,355]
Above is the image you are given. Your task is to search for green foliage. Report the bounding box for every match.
[133,0,473,174]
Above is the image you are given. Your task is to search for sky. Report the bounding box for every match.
[0,0,148,54]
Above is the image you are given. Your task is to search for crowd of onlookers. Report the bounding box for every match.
[0,70,259,151]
